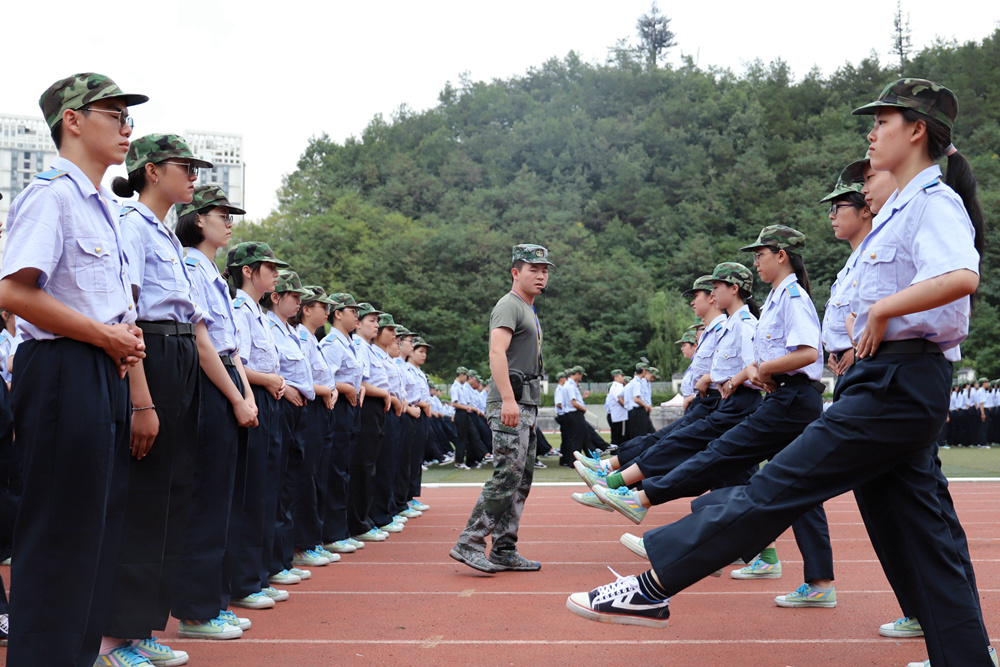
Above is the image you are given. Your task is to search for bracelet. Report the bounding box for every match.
[132,405,156,411]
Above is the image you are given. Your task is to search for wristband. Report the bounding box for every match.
[132,405,156,411]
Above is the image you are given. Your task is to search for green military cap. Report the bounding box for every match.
[681,275,716,298]
[711,262,754,293]
[39,72,148,129]
[852,78,957,130]
[395,325,413,336]
[356,302,382,319]
[377,313,397,329]
[648,366,660,379]
[226,242,289,269]
[635,362,648,371]
[125,133,212,175]
[675,330,698,345]
[177,184,246,218]
[623,375,632,383]
[512,243,555,266]
[840,156,869,184]
[610,368,624,377]
[978,377,988,383]
[329,293,358,310]
[556,371,566,380]
[572,365,586,376]
[456,366,469,375]
[412,336,432,349]
[819,173,865,204]
[739,225,807,253]
[275,270,309,296]
[302,285,336,305]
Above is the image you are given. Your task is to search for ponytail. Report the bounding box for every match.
[225,260,263,299]
[738,288,761,318]
[111,169,146,198]
[786,251,811,297]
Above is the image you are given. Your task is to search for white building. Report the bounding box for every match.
[1,114,58,219]
[185,130,245,210]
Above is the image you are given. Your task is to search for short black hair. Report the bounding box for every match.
[176,207,212,247]
[51,121,63,149]
[512,259,527,272]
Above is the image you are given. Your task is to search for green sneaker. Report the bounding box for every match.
[571,491,613,512]
[315,545,341,561]
[352,529,387,542]
[880,616,924,638]
[268,569,301,585]
[399,508,422,519]
[409,499,430,511]
[131,638,188,666]
[323,539,358,553]
[775,583,837,608]
[229,591,275,609]
[346,537,366,549]
[594,486,647,525]
[177,617,242,640]
[573,449,609,473]
[261,585,289,601]
[218,609,251,631]
[95,645,154,666]
[288,566,312,580]
[574,460,608,490]
[619,533,648,560]
[731,557,782,579]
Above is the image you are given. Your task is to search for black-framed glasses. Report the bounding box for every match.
[83,106,133,129]
[207,210,234,224]
[162,161,199,178]
[829,203,860,216]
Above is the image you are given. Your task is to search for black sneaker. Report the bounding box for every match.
[0,612,8,646]
[534,459,547,469]
[449,545,498,573]
[489,550,541,571]
[566,568,670,628]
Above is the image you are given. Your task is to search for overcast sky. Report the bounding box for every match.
[6,1,997,217]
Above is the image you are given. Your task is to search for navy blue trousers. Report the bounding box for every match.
[173,364,244,620]
[272,400,306,571]
[323,400,359,543]
[372,411,403,528]
[0,377,16,618]
[348,401,385,535]
[105,332,200,638]
[292,400,329,550]
[616,394,719,467]
[407,416,427,501]
[643,352,990,666]
[8,339,130,667]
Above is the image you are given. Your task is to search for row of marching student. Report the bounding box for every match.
[0,72,437,667]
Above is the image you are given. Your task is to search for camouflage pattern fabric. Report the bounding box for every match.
[176,184,246,218]
[39,72,148,129]
[610,368,624,377]
[226,241,289,269]
[456,402,538,553]
[302,285,336,305]
[329,292,358,310]
[456,366,469,375]
[511,244,554,266]
[377,313,397,328]
[276,270,308,295]
[412,336,432,348]
[739,225,807,253]
[681,274,716,297]
[853,78,957,129]
[711,262,754,293]
[819,176,864,203]
[125,133,212,174]
[675,330,698,345]
[356,302,381,319]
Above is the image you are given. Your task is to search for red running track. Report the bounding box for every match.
[3,482,998,666]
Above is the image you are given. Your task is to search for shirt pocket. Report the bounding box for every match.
[152,247,185,291]
[250,337,277,371]
[857,245,897,301]
[72,237,113,293]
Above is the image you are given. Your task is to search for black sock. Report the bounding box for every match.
[637,570,669,601]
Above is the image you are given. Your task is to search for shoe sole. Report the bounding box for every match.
[731,570,782,579]
[879,628,924,638]
[571,493,614,512]
[489,560,542,571]
[449,548,498,573]
[574,461,606,490]
[566,594,669,629]
[594,487,644,525]
[352,535,387,542]
[135,652,188,667]
[229,599,275,610]
[619,534,648,560]
[572,450,601,471]
[775,597,837,608]
[177,627,243,640]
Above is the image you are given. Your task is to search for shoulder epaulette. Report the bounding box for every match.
[120,205,137,217]
[0,330,10,345]
[34,168,69,181]
[921,177,941,191]
[713,322,723,332]
[298,329,308,342]
[268,321,278,329]
[786,283,802,298]
[184,256,200,268]
[233,296,248,309]
[740,311,751,320]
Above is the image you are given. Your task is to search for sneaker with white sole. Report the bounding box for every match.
[288,567,312,580]
[292,549,329,567]
[0,612,7,647]
[775,583,837,608]
[261,586,289,602]
[95,644,154,666]
[409,499,430,511]
[352,529,387,542]
[131,638,188,666]
[393,514,408,523]
[534,459,547,469]
[574,449,609,473]
[620,533,648,560]
[315,545,341,562]
[229,591,275,609]
[571,491,613,512]
[380,521,404,533]
[594,486,647,525]
[566,567,670,629]
[177,617,243,640]
[574,460,609,490]
[323,539,358,553]
[218,610,251,631]
[346,537,365,549]
[731,557,782,579]
[880,616,923,638]
[268,569,301,585]
[399,508,422,519]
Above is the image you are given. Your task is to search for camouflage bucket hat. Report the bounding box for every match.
[413,336,432,349]
[125,133,212,175]
[176,184,247,218]
[711,262,754,293]
[39,72,148,129]
[512,243,555,266]
[226,242,289,269]
[610,368,624,377]
[303,285,336,305]
[739,225,806,253]
[682,275,716,298]
[852,78,957,130]
[275,270,309,296]
[675,330,698,345]
[356,302,383,320]
[377,313,397,328]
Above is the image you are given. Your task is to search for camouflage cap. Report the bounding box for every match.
[711,262,754,293]
[394,325,413,336]
[356,302,382,320]
[739,225,806,253]
[125,133,212,175]
[819,173,864,204]
[675,330,698,345]
[610,368,624,377]
[623,375,632,383]
[302,285,336,305]
[176,184,246,218]
[412,336,432,349]
[226,242,289,269]
[841,156,870,184]
[681,275,716,298]
[979,377,988,383]
[647,366,660,378]
[635,362,648,371]
[512,243,555,266]
[329,293,358,310]
[377,313,396,329]
[556,371,566,379]
[572,365,586,376]
[39,72,148,129]
[852,78,957,130]
[275,270,309,296]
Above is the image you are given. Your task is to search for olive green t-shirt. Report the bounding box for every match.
[486,292,543,405]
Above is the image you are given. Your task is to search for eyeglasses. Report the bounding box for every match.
[162,161,199,178]
[829,203,859,216]
[83,106,133,129]
[207,210,234,224]
[752,250,777,262]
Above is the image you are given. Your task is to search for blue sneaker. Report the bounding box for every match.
[218,609,251,631]
[177,617,242,640]
[229,591,275,609]
[731,557,782,579]
[571,491,613,512]
[594,486,647,525]
[323,539,358,553]
[288,566,312,580]
[314,545,341,562]
[268,569,301,584]
[573,449,608,473]
[775,583,837,608]
[352,528,387,542]
[261,585,289,602]
[131,638,188,667]
[95,645,154,666]
[574,460,608,490]
[880,616,924,638]
[409,499,430,511]
[345,537,365,549]
[566,567,670,629]
[292,549,329,567]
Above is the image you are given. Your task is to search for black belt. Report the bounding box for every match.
[136,320,195,336]
[772,373,825,394]
[220,355,235,368]
[704,388,722,398]
[874,339,942,355]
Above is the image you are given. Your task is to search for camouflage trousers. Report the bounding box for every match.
[457,402,537,554]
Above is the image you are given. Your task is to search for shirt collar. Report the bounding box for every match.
[236,289,262,317]
[875,164,942,227]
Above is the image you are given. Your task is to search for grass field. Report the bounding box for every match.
[420,441,1000,484]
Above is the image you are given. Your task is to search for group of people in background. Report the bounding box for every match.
[948,379,1000,448]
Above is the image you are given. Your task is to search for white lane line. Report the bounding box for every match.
[168,637,1000,645]
[281,588,922,595]
[325,559,1000,565]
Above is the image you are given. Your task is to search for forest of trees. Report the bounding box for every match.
[234,26,1000,383]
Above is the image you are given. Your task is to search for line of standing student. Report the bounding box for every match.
[0,72,438,667]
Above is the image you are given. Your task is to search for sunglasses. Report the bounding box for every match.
[84,106,133,129]
[162,161,200,178]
